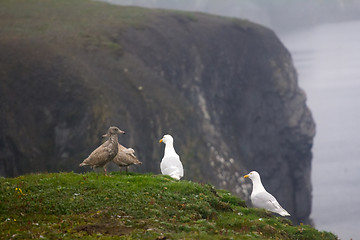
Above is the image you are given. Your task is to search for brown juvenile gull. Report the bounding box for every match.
[102,132,142,172]
[79,126,125,175]
[244,171,290,216]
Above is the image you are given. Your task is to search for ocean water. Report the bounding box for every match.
[281,21,360,240]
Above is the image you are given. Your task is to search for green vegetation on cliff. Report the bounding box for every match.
[0,173,336,239]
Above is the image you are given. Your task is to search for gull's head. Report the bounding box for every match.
[106,126,125,136]
[244,171,260,181]
[159,134,173,144]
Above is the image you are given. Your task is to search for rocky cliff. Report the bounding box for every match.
[0,0,315,224]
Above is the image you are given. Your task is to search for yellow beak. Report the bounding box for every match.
[159,139,163,143]
[244,175,249,178]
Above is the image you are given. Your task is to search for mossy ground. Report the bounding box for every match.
[0,172,336,239]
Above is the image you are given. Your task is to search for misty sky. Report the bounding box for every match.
[101,0,360,33]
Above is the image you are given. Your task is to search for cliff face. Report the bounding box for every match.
[0,1,315,224]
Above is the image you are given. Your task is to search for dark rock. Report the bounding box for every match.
[0,2,314,224]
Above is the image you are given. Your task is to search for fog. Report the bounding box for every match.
[282,21,360,240]
[100,1,360,239]
[102,0,360,33]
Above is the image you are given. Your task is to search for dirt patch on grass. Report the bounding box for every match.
[75,221,132,236]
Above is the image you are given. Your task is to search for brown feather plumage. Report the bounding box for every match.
[79,126,125,171]
[101,132,142,172]
[113,143,142,168]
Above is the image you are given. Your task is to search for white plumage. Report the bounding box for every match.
[244,171,290,216]
[159,134,184,180]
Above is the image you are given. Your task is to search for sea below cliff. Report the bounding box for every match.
[282,20,360,240]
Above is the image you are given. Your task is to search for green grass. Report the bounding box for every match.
[0,172,336,239]
[0,0,153,55]
[0,0,150,33]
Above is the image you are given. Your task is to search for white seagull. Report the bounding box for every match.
[159,134,184,180]
[244,171,290,216]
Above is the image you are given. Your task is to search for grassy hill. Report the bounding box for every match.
[0,172,336,239]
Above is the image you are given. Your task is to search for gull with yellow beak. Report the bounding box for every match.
[244,171,290,216]
[159,134,184,180]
